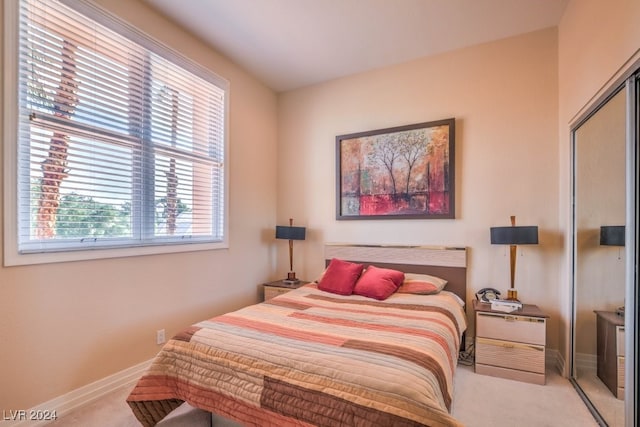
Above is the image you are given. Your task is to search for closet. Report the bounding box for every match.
[570,71,638,427]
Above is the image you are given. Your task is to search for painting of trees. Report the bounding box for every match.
[337,119,455,219]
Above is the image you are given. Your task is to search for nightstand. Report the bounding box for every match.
[263,280,310,301]
[594,310,625,399]
[474,299,548,385]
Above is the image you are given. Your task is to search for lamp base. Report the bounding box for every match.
[506,288,519,302]
[284,272,299,284]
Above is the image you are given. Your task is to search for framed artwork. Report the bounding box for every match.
[336,118,455,220]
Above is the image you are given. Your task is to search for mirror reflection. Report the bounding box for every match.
[573,88,626,426]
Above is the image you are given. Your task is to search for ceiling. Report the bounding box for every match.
[143,0,568,92]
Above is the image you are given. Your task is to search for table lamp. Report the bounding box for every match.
[490,215,538,301]
[600,225,625,315]
[275,218,306,283]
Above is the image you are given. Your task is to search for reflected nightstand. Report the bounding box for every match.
[594,310,625,399]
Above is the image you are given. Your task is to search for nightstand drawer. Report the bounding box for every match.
[617,356,625,399]
[476,337,545,374]
[616,326,625,356]
[263,280,309,301]
[476,312,546,345]
[475,364,545,385]
[264,286,292,300]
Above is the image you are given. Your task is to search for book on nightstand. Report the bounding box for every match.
[491,299,523,313]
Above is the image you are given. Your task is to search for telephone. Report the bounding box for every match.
[476,287,501,303]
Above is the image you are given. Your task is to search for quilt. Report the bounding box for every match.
[127,283,467,427]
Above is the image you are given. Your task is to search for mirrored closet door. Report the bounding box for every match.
[571,72,638,427]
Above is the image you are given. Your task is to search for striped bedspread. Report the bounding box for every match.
[127,284,467,427]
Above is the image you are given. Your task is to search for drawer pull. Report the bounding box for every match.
[478,337,545,352]
[477,312,545,323]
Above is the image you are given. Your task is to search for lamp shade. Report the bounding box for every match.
[275,226,306,241]
[490,226,538,245]
[600,226,625,246]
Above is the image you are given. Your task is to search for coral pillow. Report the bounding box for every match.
[397,273,448,295]
[353,265,405,300]
[317,258,364,295]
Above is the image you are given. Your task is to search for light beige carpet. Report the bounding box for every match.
[452,365,598,426]
[575,366,625,427]
[48,364,599,426]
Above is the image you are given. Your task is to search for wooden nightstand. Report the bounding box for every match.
[594,310,625,399]
[474,299,548,385]
[263,280,310,301]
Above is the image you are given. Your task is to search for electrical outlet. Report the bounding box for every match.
[156,329,166,345]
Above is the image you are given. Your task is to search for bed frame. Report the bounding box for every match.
[324,243,468,306]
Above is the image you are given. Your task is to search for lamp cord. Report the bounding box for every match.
[458,342,475,366]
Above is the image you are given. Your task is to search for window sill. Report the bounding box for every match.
[3,240,229,267]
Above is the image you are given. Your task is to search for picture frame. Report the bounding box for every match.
[336,118,455,220]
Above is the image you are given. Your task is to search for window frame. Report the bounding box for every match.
[3,0,230,266]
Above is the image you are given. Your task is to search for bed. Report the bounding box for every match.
[127,244,468,427]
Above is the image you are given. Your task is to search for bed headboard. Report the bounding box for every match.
[324,244,468,306]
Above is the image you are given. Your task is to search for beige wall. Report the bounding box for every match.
[278,28,561,345]
[558,0,640,366]
[0,0,279,410]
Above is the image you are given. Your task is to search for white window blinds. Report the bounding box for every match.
[15,0,228,254]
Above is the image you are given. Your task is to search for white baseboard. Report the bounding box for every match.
[546,348,564,375]
[575,351,597,372]
[1,359,151,427]
[544,349,596,378]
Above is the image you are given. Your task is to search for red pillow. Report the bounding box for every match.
[353,265,405,300]
[317,258,364,295]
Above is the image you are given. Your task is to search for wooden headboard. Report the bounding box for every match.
[324,244,468,306]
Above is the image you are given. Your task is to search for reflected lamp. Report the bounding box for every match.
[599,225,625,316]
[600,225,625,246]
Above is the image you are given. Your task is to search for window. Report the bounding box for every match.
[4,0,228,265]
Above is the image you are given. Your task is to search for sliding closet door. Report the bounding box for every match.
[570,70,638,427]
[625,73,638,427]
[572,87,626,426]
[570,64,640,427]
